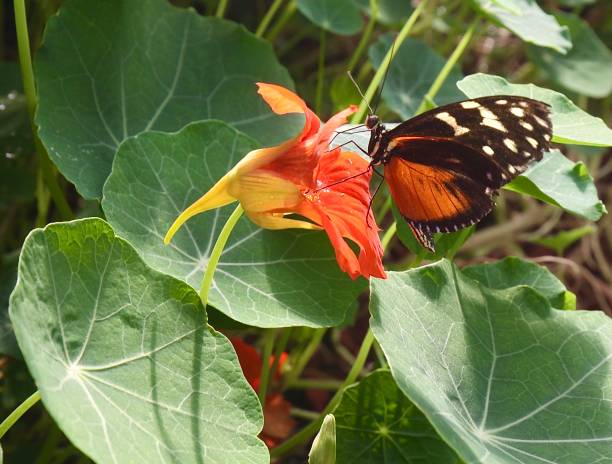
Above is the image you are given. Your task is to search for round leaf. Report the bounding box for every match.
[471,0,571,53]
[334,369,459,463]
[528,13,612,98]
[102,121,365,328]
[457,73,612,147]
[371,260,612,464]
[35,0,299,199]
[352,0,414,25]
[9,218,268,464]
[369,35,464,119]
[296,0,363,35]
[505,150,606,221]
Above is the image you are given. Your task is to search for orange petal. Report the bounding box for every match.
[262,393,296,442]
[256,83,308,116]
[230,337,263,390]
[315,105,359,154]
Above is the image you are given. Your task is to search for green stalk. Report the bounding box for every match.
[350,0,430,124]
[282,328,325,389]
[315,28,326,115]
[346,0,378,71]
[266,0,296,42]
[268,327,291,384]
[199,204,244,306]
[215,0,229,17]
[255,0,284,38]
[271,329,375,458]
[414,16,479,115]
[14,0,73,221]
[289,378,342,390]
[257,329,276,406]
[380,221,397,251]
[0,390,41,438]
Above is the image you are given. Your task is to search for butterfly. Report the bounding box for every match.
[363,96,553,252]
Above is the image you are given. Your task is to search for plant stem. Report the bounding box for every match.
[381,221,397,251]
[346,0,378,71]
[315,28,326,115]
[215,0,229,17]
[258,329,276,405]
[199,204,244,307]
[269,327,291,382]
[255,0,284,38]
[271,329,374,458]
[0,390,41,439]
[291,407,320,421]
[289,378,343,390]
[414,16,479,115]
[283,328,325,389]
[350,0,430,124]
[14,0,73,221]
[266,0,296,42]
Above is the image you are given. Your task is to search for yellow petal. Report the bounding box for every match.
[232,138,296,176]
[247,211,321,230]
[164,174,236,244]
[229,170,301,213]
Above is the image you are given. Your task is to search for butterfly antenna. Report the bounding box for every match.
[373,38,396,114]
[347,71,374,116]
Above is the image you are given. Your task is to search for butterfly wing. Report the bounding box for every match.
[382,96,552,251]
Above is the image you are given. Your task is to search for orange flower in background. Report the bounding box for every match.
[230,338,295,448]
[164,83,386,280]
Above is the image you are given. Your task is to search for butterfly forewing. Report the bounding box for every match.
[379,95,553,251]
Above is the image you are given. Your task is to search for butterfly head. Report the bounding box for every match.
[366,115,387,165]
[365,114,380,130]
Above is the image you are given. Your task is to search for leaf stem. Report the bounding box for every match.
[414,16,479,115]
[269,327,291,383]
[350,0,430,124]
[266,0,296,42]
[283,328,326,389]
[381,221,397,251]
[270,329,374,458]
[215,0,229,17]
[289,378,342,390]
[0,390,41,439]
[255,0,284,38]
[198,204,244,307]
[315,28,326,114]
[258,329,276,406]
[13,0,73,221]
[346,0,378,71]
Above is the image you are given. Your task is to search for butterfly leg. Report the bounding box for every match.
[366,174,386,227]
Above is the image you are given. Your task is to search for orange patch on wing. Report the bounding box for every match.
[385,157,471,222]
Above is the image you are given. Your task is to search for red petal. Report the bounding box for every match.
[262,393,296,443]
[298,149,386,280]
[229,337,263,390]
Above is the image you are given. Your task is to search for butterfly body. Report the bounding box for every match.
[366,96,553,251]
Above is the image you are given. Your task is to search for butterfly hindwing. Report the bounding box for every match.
[379,96,552,251]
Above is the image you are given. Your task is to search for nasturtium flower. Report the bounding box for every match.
[164,83,385,280]
[230,337,295,448]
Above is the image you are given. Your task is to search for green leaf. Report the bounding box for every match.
[353,0,414,25]
[309,414,336,464]
[463,256,574,310]
[9,218,268,464]
[457,73,612,146]
[35,0,299,199]
[531,225,596,255]
[296,0,363,35]
[102,121,365,328]
[505,150,606,221]
[0,252,20,358]
[471,0,571,53]
[371,260,612,464]
[369,35,464,118]
[528,13,612,98]
[334,369,459,463]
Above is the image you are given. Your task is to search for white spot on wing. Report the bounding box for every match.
[479,107,498,120]
[519,101,529,108]
[526,137,538,148]
[544,134,551,141]
[435,111,470,136]
[461,101,481,109]
[523,151,531,158]
[503,138,518,153]
[508,165,516,174]
[483,145,494,156]
[520,120,533,131]
[495,99,507,105]
[533,114,549,128]
[510,107,525,117]
[481,118,507,132]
